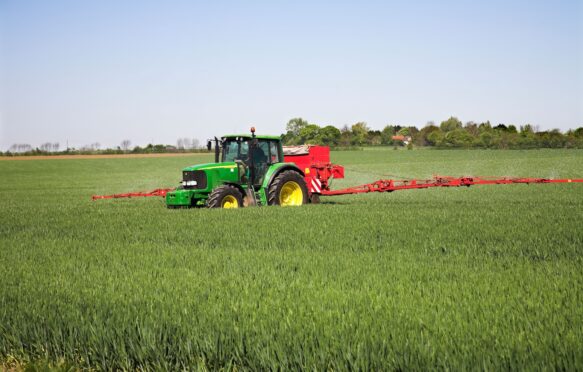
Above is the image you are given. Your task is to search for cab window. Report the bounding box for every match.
[222,140,249,162]
[269,141,280,163]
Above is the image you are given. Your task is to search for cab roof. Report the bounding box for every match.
[222,134,281,140]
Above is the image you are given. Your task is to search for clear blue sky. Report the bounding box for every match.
[0,0,581,150]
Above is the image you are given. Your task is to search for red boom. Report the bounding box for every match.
[91,188,174,200]
[319,175,583,196]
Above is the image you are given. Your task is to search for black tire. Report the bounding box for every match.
[207,185,244,209]
[268,170,308,206]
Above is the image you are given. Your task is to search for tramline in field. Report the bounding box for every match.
[92,128,583,207]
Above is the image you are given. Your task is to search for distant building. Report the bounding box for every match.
[391,135,411,145]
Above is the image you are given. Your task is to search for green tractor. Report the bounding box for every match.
[166,128,308,208]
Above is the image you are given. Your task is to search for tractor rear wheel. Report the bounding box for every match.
[268,170,308,206]
[207,185,243,209]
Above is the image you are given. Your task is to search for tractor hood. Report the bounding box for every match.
[182,162,238,172]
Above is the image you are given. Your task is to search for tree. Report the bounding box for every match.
[11,144,32,153]
[497,132,518,149]
[299,124,321,144]
[177,138,196,150]
[397,127,410,136]
[478,121,492,133]
[320,125,341,146]
[479,131,495,148]
[367,130,382,145]
[427,130,444,146]
[520,124,534,135]
[339,125,352,146]
[40,142,52,152]
[381,125,395,145]
[121,140,132,151]
[464,121,479,137]
[407,126,419,140]
[283,118,309,144]
[444,128,473,147]
[440,117,462,132]
[351,122,369,145]
[182,138,192,149]
[286,118,308,136]
[417,124,440,146]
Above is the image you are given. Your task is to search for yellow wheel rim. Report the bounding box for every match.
[279,181,303,206]
[221,195,239,208]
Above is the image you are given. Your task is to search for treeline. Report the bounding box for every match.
[282,117,583,149]
[1,138,206,157]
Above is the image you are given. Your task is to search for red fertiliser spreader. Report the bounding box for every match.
[282,145,344,203]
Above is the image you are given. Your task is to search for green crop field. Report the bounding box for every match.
[1,149,583,370]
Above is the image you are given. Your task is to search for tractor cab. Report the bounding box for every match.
[220,134,283,186]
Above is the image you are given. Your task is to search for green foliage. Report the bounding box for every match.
[397,127,410,136]
[279,117,583,150]
[479,131,494,148]
[443,128,474,147]
[320,125,341,146]
[350,122,370,146]
[282,118,309,145]
[1,150,583,369]
[417,125,440,146]
[440,116,463,132]
[283,122,341,146]
[381,125,396,145]
[521,124,534,134]
[299,124,321,144]
[427,129,444,146]
[286,117,308,137]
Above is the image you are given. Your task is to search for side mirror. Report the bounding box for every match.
[207,140,212,151]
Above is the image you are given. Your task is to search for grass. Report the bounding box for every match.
[1,148,582,370]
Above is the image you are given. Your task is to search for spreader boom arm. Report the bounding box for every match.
[320,176,583,196]
[92,188,174,200]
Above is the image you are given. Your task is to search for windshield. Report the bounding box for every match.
[222,139,249,162]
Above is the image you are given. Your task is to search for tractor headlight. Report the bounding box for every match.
[183,180,197,186]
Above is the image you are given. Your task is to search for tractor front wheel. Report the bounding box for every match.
[268,170,308,206]
[207,185,243,209]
